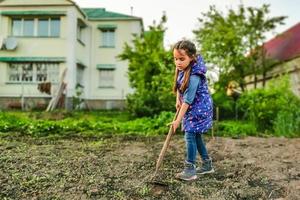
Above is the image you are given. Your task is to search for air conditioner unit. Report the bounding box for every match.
[0,36,18,51]
[4,37,18,50]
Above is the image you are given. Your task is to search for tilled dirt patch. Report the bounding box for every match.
[0,135,299,199]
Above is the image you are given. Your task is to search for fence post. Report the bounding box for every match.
[216,106,219,136]
[212,106,219,139]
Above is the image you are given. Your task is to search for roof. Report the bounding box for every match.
[0,57,65,62]
[0,0,87,19]
[263,22,300,62]
[0,11,66,16]
[82,8,141,21]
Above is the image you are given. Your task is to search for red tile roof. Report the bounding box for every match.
[264,22,300,62]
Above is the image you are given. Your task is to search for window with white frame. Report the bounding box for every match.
[23,19,34,36]
[77,19,87,44]
[50,18,60,37]
[8,63,33,82]
[8,63,22,82]
[77,25,85,44]
[21,64,33,82]
[37,19,49,37]
[100,29,115,47]
[76,65,84,87]
[12,17,60,37]
[7,63,59,83]
[98,69,114,87]
[12,19,22,36]
[36,63,48,82]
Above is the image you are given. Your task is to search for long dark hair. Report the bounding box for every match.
[172,40,197,94]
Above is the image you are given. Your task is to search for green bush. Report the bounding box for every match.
[237,88,279,131]
[237,77,300,136]
[212,90,236,120]
[273,98,300,137]
[217,120,257,137]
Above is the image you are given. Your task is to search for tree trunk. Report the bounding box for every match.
[262,71,267,87]
[253,66,257,89]
[261,44,267,88]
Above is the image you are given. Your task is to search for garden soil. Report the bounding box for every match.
[0,135,299,199]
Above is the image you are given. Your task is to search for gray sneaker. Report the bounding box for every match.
[176,162,197,181]
[196,158,215,174]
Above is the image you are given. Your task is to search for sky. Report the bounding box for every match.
[73,0,300,48]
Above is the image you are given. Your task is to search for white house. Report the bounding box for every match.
[0,0,143,110]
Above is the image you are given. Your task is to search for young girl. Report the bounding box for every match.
[171,40,214,181]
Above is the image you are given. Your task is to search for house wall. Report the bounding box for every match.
[0,6,72,98]
[87,20,140,101]
[245,57,300,97]
[0,0,143,110]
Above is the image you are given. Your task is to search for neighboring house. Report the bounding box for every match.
[0,0,143,110]
[245,22,300,97]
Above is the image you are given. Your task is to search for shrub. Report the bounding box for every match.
[273,98,300,137]
[237,76,300,135]
[212,90,236,120]
[217,120,257,137]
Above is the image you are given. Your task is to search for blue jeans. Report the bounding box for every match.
[185,132,209,164]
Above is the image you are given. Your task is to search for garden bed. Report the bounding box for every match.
[0,135,299,199]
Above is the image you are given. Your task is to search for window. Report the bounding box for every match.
[38,19,49,37]
[76,65,84,87]
[100,29,115,47]
[7,63,59,83]
[12,19,22,36]
[77,25,85,43]
[46,63,60,83]
[36,63,48,82]
[99,69,114,87]
[21,64,33,82]
[50,18,60,37]
[23,19,34,36]
[77,19,87,44]
[12,18,60,37]
[8,63,21,82]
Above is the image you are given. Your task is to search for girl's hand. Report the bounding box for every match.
[168,120,181,133]
[176,99,182,111]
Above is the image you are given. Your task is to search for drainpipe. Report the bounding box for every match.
[87,22,92,104]
[65,8,77,110]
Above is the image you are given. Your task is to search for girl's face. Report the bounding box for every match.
[173,49,193,71]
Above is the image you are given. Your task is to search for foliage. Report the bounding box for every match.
[0,111,175,137]
[238,89,278,131]
[1,107,299,138]
[217,120,257,137]
[118,15,175,117]
[237,77,300,136]
[274,106,300,137]
[212,90,236,120]
[194,4,286,91]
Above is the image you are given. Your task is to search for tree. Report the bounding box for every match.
[119,15,175,117]
[194,4,286,91]
[245,5,286,88]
